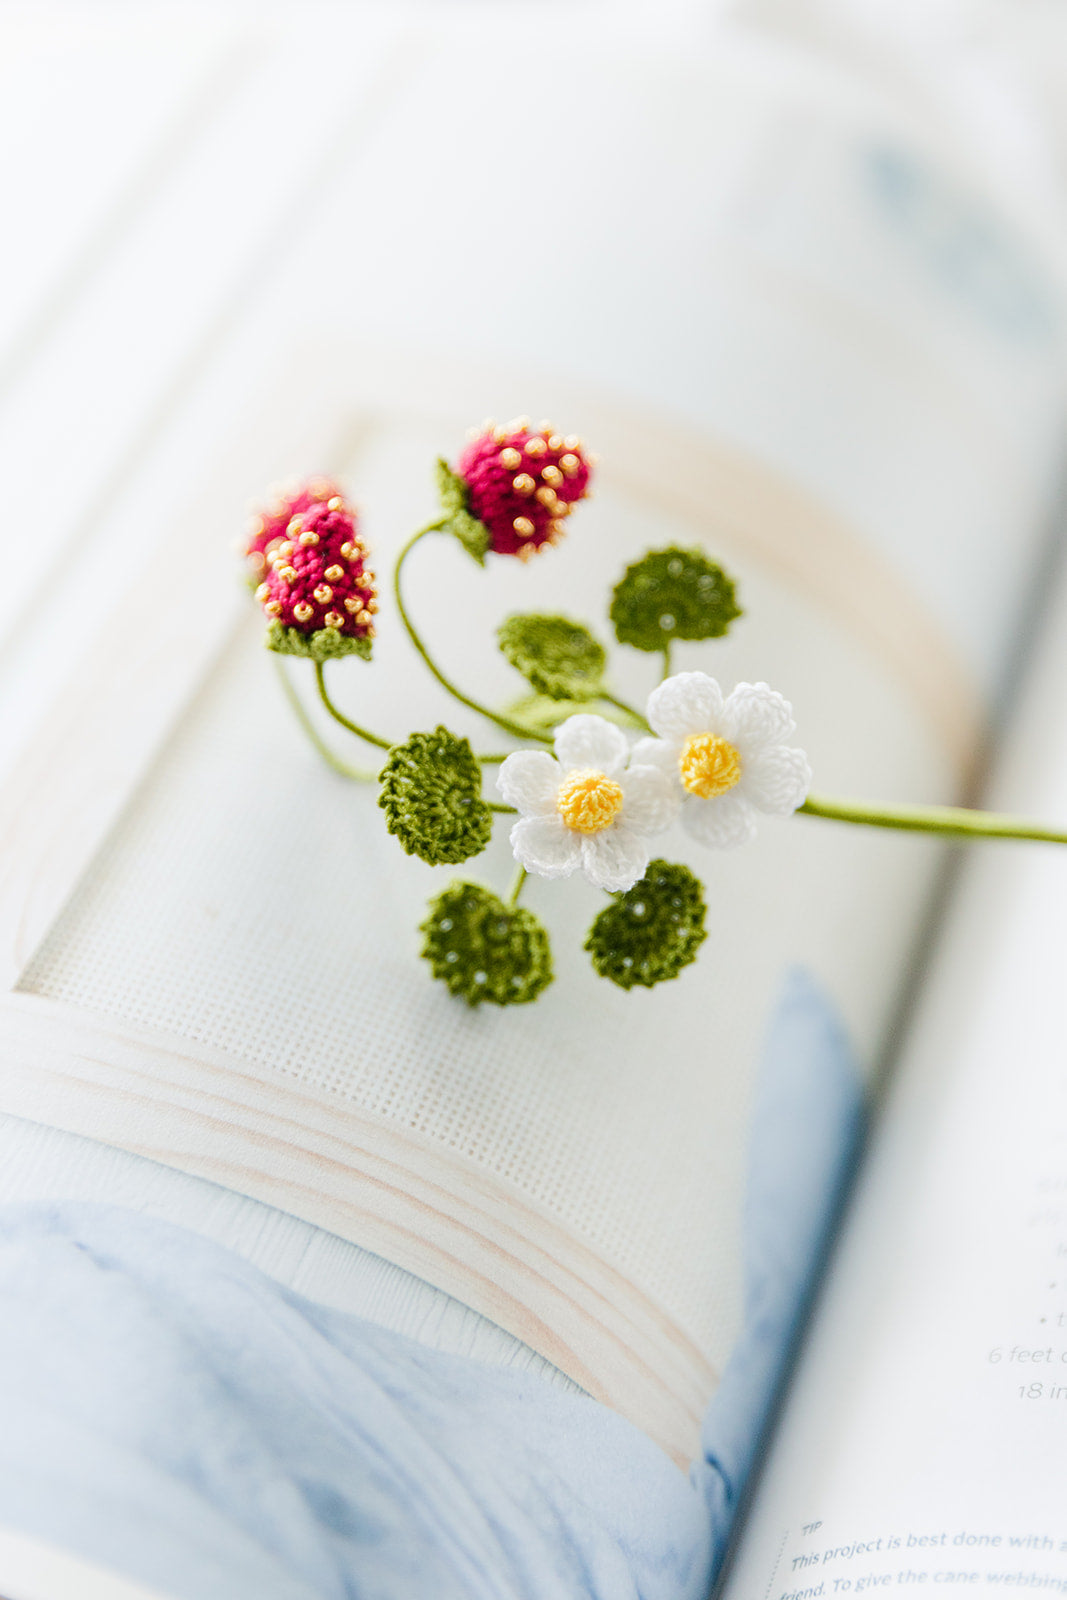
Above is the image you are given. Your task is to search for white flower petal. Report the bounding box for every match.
[720,682,795,756]
[580,826,650,892]
[554,714,629,777]
[682,789,758,849]
[620,765,680,835]
[510,815,581,878]
[496,750,561,817]
[629,737,679,784]
[740,745,811,814]
[646,672,724,742]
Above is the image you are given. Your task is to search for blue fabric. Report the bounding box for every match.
[0,970,862,1600]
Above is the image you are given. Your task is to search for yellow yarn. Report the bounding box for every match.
[679,733,741,798]
[556,769,624,833]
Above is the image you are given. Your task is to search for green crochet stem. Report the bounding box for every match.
[508,865,528,906]
[661,643,673,681]
[274,660,376,781]
[600,691,650,730]
[800,793,1067,844]
[314,662,393,752]
[394,526,554,747]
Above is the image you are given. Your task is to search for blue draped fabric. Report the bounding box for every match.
[0,969,862,1599]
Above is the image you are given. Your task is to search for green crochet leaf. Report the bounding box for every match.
[266,623,373,662]
[609,547,741,653]
[497,614,607,701]
[585,860,707,990]
[379,727,493,866]
[435,458,489,565]
[420,881,553,1006]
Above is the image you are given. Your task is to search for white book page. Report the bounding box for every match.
[720,509,1067,1594]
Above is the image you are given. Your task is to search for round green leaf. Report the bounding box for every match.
[379,727,492,865]
[435,458,489,565]
[420,882,553,1006]
[609,546,741,653]
[585,860,707,989]
[497,613,607,701]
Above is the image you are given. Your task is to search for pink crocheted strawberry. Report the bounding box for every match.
[245,477,343,574]
[453,420,593,559]
[255,497,377,660]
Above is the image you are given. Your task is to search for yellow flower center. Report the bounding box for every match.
[679,732,742,798]
[556,769,625,833]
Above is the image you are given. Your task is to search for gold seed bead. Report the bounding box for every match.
[547,434,563,451]
[363,568,375,582]
[563,434,581,450]
[326,495,343,511]
[323,611,344,629]
[537,418,553,433]
[548,519,565,537]
[357,608,371,626]
[517,543,534,562]
[293,602,314,622]
[524,437,547,457]
[249,551,265,572]
[344,596,361,613]
[265,600,282,616]
[339,541,355,559]
[555,501,572,517]
[499,447,522,469]
[535,486,557,508]
[277,566,297,583]
[254,582,270,602]
[492,425,507,443]
[513,516,535,536]
[506,415,530,433]
[299,529,319,545]
[287,516,304,536]
[276,541,294,560]
[367,598,379,613]
[324,565,344,582]
[512,473,535,495]
[541,464,563,487]
[313,584,333,603]
[560,453,581,476]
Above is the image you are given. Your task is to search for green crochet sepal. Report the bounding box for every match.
[420,881,553,1006]
[436,459,490,566]
[497,613,607,701]
[266,622,373,663]
[378,727,492,865]
[609,546,742,653]
[585,860,707,989]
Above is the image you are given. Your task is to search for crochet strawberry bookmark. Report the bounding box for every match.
[244,418,1067,1008]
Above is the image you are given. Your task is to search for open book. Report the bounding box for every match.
[1,7,1067,1598]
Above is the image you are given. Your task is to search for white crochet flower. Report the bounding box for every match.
[635,672,811,849]
[497,714,678,892]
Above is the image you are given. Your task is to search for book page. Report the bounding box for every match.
[0,13,1064,1479]
[719,472,1067,1595]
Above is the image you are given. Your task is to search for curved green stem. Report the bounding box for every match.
[661,643,673,681]
[394,527,553,745]
[600,691,650,731]
[274,660,376,781]
[508,865,528,906]
[314,661,392,752]
[800,793,1067,845]
[488,802,517,815]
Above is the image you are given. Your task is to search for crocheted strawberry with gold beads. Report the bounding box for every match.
[456,420,592,558]
[255,493,377,661]
[245,477,343,573]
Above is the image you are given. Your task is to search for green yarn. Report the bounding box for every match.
[497,613,607,701]
[420,881,553,1006]
[585,860,707,989]
[266,622,373,663]
[609,547,741,653]
[378,727,492,865]
[435,459,490,565]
